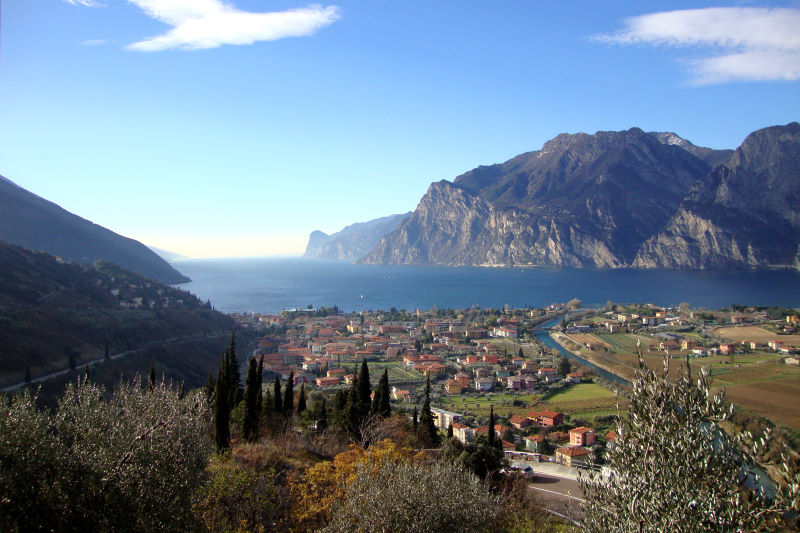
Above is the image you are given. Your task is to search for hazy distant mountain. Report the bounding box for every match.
[303,212,411,261]
[0,176,190,284]
[148,246,189,262]
[360,123,799,270]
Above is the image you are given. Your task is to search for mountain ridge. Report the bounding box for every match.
[359,123,799,270]
[0,175,190,284]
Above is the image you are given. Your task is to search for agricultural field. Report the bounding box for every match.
[434,382,623,423]
[564,333,611,349]
[724,377,800,428]
[436,392,536,419]
[715,326,800,345]
[594,333,649,353]
[539,383,621,417]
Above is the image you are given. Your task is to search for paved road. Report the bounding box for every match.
[510,460,587,525]
[1,332,229,393]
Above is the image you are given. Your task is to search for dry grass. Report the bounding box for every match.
[715,326,800,345]
[725,378,800,428]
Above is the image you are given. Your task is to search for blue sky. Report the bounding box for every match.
[2,1,799,257]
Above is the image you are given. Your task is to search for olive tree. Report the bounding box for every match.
[580,356,799,532]
[324,459,503,533]
[0,377,210,532]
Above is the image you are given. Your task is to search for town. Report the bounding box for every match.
[230,301,800,473]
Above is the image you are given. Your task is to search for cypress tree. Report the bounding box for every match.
[317,397,328,431]
[243,357,260,441]
[149,360,156,391]
[225,334,242,406]
[178,381,184,399]
[371,369,391,418]
[283,371,295,416]
[417,375,440,448]
[214,363,230,451]
[204,372,216,403]
[358,359,371,415]
[447,423,453,439]
[488,405,497,448]
[273,375,282,413]
[333,389,347,430]
[297,383,307,414]
[255,355,264,415]
[412,406,418,431]
[342,371,362,440]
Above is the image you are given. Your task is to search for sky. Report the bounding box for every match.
[1,1,799,258]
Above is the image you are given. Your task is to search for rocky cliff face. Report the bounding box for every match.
[360,123,799,270]
[634,122,800,269]
[303,212,411,261]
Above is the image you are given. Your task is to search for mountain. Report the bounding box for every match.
[634,123,800,269]
[360,124,799,270]
[0,176,190,284]
[303,212,411,261]
[0,239,235,387]
[648,132,734,167]
[148,246,189,262]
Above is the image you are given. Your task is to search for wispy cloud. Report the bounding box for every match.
[594,7,800,84]
[126,0,341,51]
[63,0,105,5]
[81,38,111,46]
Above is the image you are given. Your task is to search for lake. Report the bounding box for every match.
[174,257,800,314]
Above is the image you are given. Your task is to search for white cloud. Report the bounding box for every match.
[63,0,105,6]
[125,0,340,51]
[595,7,800,84]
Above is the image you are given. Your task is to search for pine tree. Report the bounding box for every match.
[417,376,440,448]
[149,360,156,391]
[558,356,571,377]
[283,371,295,416]
[358,359,371,416]
[487,406,497,448]
[214,363,230,452]
[242,357,260,441]
[371,369,391,418]
[297,383,307,414]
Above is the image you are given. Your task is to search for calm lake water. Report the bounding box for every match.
[174,258,800,314]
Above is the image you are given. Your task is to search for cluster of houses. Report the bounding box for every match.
[562,308,800,360]
[433,406,605,468]
[232,307,573,396]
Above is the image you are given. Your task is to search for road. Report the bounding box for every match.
[510,459,587,525]
[1,331,229,393]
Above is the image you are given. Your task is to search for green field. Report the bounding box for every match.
[594,333,647,353]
